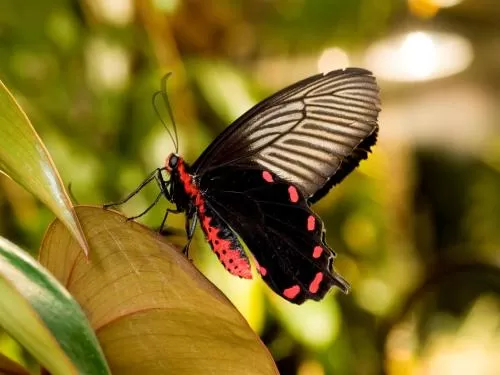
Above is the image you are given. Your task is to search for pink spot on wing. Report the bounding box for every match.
[307,215,316,231]
[283,285,300,299]
[309,272,324,293]
[313,246,323,258]
[262,171,273,183]
[255,260,267,276]
[288,186,299,203]
[258,265,267,276]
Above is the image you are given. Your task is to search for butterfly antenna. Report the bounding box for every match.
[152,73,179,153]
[152,91,177,152]
[153,73,179,153]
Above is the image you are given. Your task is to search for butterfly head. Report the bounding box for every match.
[165,153,180,173]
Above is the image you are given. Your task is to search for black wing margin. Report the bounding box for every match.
[309,126,378,203]
[192,68,380,201]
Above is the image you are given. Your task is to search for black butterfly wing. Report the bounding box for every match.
[198,165,349,304]
[192,68,380,202]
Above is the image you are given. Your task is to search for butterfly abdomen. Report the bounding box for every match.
[175,158,252,279]
[199,207,252,279]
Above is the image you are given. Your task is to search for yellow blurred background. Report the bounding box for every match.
[1,0,500,374]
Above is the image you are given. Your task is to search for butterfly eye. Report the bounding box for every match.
[168,154,179,169]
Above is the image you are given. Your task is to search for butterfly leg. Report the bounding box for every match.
[153,168,171,199]
[103,167,166,208]
[182,215,198,257]
[125,190,163,222]
[158,207,182,233]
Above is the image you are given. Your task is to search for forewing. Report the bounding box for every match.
[199,165,349,304]
[192,68,380,200]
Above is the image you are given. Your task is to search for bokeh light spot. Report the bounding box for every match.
[365,31,473,82]
[317,47,349,73]
[85,38,130,92]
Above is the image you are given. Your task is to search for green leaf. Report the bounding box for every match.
[40,206,278,375]
[0,79,89,255]
[0,237,110,375]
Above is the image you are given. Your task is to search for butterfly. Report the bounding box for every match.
[106,68,380,304]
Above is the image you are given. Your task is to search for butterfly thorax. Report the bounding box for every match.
[165,153,252,278]
[164,154,195,214]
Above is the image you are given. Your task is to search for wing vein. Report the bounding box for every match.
[193,68,380,199]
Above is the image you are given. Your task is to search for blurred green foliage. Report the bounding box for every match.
[1,0,500,374]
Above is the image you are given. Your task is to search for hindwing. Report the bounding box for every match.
[198,165,349,304]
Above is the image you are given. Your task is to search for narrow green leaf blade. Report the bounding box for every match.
[0,79,89,255]
[0,237,110,375]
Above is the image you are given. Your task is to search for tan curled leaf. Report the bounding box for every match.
[39,206,278,375]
